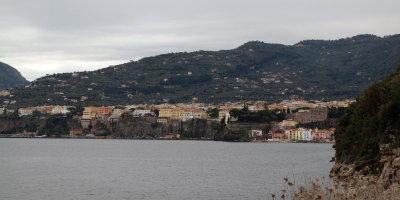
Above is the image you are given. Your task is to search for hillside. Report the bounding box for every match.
[2,34,400,108]
[326,64,400,198]
[0,62,28,90]
[334,63,400,172]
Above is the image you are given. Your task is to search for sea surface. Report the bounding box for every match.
[0,139,334,200]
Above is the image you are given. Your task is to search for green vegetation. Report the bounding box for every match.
[0,111,38,134]
[230,106,285,123]
[335,64,400,172]
[0,111,82,137]
[224,128,249,141]
[207,108,219,118]
[0,62,28,90]
[180,119,209,139]
[93,120,111,136]
[328,107,347,119]
[298,119,337,129]
[296,107,347,129]
[39,116,71,137]
[2,34,400,108]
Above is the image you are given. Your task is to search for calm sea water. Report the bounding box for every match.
[0,139,334,200]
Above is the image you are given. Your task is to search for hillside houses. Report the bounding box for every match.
[267,104,288,113]
[132,109,154,117]
[159,108,207,121]
[182,110,207,122]
[0,90,10,96]
[218,109,230,124]
[278,120,298,129]
[18,106,71,117]
[82,106,113,119]
[0,107,5,115]
[4,98,350,141]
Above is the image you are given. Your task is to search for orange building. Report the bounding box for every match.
[82,106,113,119]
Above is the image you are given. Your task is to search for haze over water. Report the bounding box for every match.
[0,139,333,200]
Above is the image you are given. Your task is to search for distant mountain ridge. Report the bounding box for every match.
[0,62,28,90]
[2,34,400,108]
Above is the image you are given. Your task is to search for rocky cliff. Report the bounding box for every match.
[330,143,400,199]
[330,64,400,198]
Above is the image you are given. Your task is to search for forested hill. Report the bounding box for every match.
[0,62,28,90]
[334,63,400,173]
[2,34,400,108]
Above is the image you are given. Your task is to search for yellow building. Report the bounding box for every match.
[196,111,208,119]
[286,129,296,140]
[157,117,168,124]
[295,128,305,140]
[279,120,299,129]
[158,108,184,120]
[170,109,183,120]
[0,90,10,96]
[158,108,173,118]
[159,108,206,121]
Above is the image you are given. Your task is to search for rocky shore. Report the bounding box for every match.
[329,141,400,199]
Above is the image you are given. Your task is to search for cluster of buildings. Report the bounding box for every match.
[2,99,352,140]
[18,106,71,116]
[268,127,335,142]
[265,105,335,142]
[0,107,14,115]
[246,119,334,142]
[157,108,208,123]
[78,105,211,135]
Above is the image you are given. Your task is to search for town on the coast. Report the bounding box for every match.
[0,98,352,142]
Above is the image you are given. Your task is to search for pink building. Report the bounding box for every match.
[268,130,286,140]
[313,128,334,141]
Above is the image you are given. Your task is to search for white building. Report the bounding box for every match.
[182,111,196,122]
[111,109,125,119]
[181,111,206,122]
[50,106,71,115]
[18,108,34,116]
[0,107,5,115]
[218,110,230,124]
[249,129,263,138]
[303,129,313,141]
[296,128,305,140]
[132,109,154,117]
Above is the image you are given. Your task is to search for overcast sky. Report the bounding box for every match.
[1,0,399,81]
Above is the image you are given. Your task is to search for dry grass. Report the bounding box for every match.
[268,176,400,200]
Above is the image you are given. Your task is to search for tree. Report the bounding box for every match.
[153,109,159,117]
[229,108,240,119]
[113,106,125,110]
[229,107,284,123]
[335,63,400,173]
[328,107,347,119]
[68,106,84,116]
[208,108,219,118]
[151,122,162,135]
[219,116,226,129]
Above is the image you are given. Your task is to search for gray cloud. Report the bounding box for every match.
[1,0,399,81]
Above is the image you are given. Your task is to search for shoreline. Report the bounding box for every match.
[0,135,335,144]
